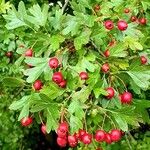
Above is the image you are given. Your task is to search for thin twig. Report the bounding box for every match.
[62,0,69,13]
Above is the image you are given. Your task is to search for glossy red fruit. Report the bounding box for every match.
[25,49,33,57]
[52,72,64,84]
[110,129,121,142]
[139,18,147,25]
[57,137,67,147]
[5,51,13,58]
[130,16,137,22]
[33,80,43,91]
[41,124,47,134]
[57,128,67,138]
[21,117,33,126]
[104,49,110,57]
[101,63,110,73]
[117,20,128,31]
[94,4,100,12]
[105,87,115,99]
[79,72,88,80]
[140,56,148,64]
[82,133,92,145]
[105,133,112,144]
[59,122,69,132]
[121,92,133,104]
[68,135,78,148]
[104,20,114,30]
[124,8,130,13]
[59,80,67,88]
[95,130,106,142]
[77,129,87,141]
[49,57,59,69]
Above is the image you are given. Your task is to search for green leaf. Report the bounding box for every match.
[74,29,91,50]
[40,82,65,100]
[9,96,29,110]
[25,57,48,66]
[18,103,29,121]
[70,115,83,134]
[93,88,108,99]
[24,62,48,83]
[46,106,60,133]
[113,113,128,131]
[68,99,84,120]
[49,34,65,51]
[2,77,25,87]
[71,86,91,103]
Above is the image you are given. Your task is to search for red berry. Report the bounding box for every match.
[105,133,112,144]
[121,92,133,104]
[59,122,69,132]
[52,72,64,84]
[117,20,128,31]
[110,129,121,142]
[82,133,92,145]
[25,49,33,57]
[104,49,110,57]
[101,63,110,73]
[5,51,13,58]
[33,80,43,91]
[104,20,114,30]
[140,56,148,64]
[57,128,67,138]
[95,130,106,142]
[49,57,59,69]
[57,137,67,147]
[94,4,100,12]
[124,8,130,13]
[21,117,33,126]
[68,135,78,148]
[130,16,137,22]
[139,18,147,25]
[41,124,47,134]
[59,80,67,88]
[77,129,87,141]
[105,87,115,99]
[79,72,88,80]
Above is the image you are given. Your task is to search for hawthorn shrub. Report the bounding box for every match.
[1,0,150,149]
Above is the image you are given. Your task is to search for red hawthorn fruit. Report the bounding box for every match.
[121,92,133,104]
[130,16,137,22]
[124,8,130,13]
[104,49,110,57]
[104,20,114,30]
[57,128,67,138]
[79,72,88,80]
[139,18,147,25]
[25,49,33,57]
[5,51,13,58]
[95,130,106,142]
[105,87,115,99]
[33,80,43,91]
[21,117,33,126]
[68,135,78,148]
[101,63,110,73]
[59,80,67,88]
[140,56,148,64]
[81,133,92,145]
[49,57,59,69]
[76,129,87,141]
[59,122,69,132]
[94,4,100,12]
[52,72,64,84]
[41,124,47,134]
[110,129,121,142]
[105,133,112,144]
[57,137,67,147]
[117,20,128,31]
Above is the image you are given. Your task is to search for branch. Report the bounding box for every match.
[62,0,69,13]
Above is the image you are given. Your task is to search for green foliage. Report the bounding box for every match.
[0,0,150,149]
